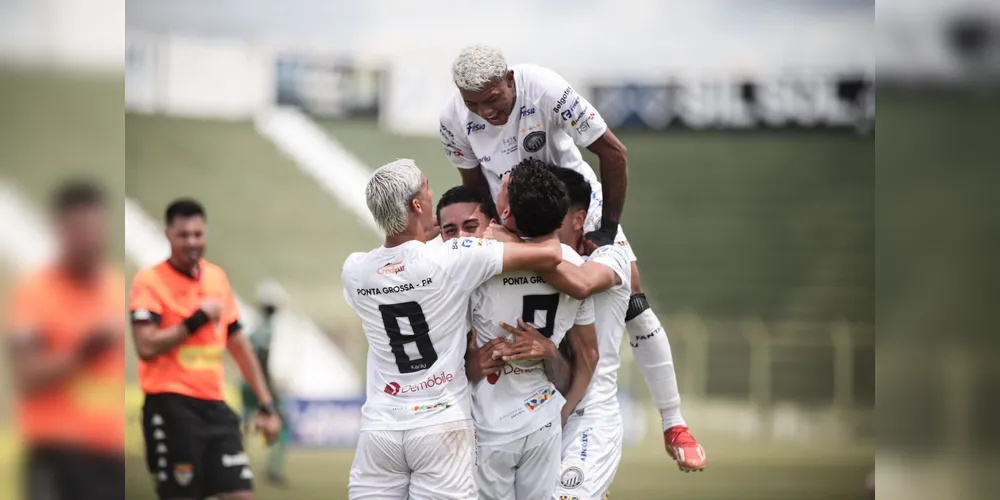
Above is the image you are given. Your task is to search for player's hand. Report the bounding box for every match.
[497,318,556,361]
[255,411,282,446]
[200,298,224,321]
[577,236,600,257]
[468,331,506,382]
[585,218,619,247]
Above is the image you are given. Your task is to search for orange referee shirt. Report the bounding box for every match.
[129,259,241,401]
[4,264,125,453]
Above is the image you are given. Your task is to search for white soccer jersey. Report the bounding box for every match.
[469,244,595,446]
[574,244,632,422]
[440,63,609,203]
[342,237,504,431]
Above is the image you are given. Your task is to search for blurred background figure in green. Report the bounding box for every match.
[241,280,292,487]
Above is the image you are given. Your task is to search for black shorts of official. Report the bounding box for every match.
[142,393,253,499]
[25,445,125,500]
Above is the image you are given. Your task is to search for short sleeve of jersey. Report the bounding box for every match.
[575,296,596,326]
[129,270,163,325]
[435,237,504,289]
[440,103,479,169]
[341,252,363,310]
[589,245,631,289]
[533,67,609,148]
[219,273,242,336]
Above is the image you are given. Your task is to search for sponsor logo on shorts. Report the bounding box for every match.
[173,463,194,486]
[560,466,584,489]
[384,372,455,395]
[411,401,452,414]
[221,453,250,467]
[377,259,405,275]
[580,428,591,462]
[524,386,556,411]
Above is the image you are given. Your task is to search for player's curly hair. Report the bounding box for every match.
[507,158,569,238]
[549,167,592,212]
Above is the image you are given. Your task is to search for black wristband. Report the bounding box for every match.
[259,403,276,416]
[600,218,620,235]
[183,310,210,335]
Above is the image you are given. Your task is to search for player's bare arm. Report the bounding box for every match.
[496,319,571,393]
[585,130,628,245]
[560,322,599,425]
[500,237,562,273]
[227,330,282,444]
[542,259,622,300]
[131,297,223,361]
[466,330,506,383]
[7,326,114,396]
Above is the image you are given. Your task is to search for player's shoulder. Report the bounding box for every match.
[560,243,585,265]
[514,63,570,99]
[199,259,231,284]
[590,244,630,265]
[131,263,162,288]
[341,251,369,276]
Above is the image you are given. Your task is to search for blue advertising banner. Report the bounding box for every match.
[283,398,365,448]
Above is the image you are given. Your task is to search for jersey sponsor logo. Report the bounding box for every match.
[560,97,581,120]
[522,130,547,153]
[439,123,455,142]
[574,112,596,134]
[629,326,663,348]
[384,371,455,395]
[173,463,194,486]
[411,400,451,414]
[519,106,536,118]
[524,386,556,411]
[501,135,518,155]
[560,466,584,489]
[377,259,406,275]
[356,281,424,296]
[466,121,486,135]
[178,345,225,370]
[502,275,547,286]
[552,86,574,114]
[558,496,581,500]
[486,362,543,385]
[452,237,492,250]
[477,156,491,163]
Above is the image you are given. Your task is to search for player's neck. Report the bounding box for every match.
[56,256,102,286]
[384,225,426,248]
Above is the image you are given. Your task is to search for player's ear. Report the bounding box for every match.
[505,70,514,86]
[573,210,587,231]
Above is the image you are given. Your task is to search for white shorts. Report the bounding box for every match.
[476,419,561,500]
[584,195,637,263]
[349,419,477,500]
[553,416,624,500]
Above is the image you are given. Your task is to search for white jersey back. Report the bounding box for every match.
[575,244,633,422]
[342,237,504,431]
[440,63,609,202]
[469,244,595,445]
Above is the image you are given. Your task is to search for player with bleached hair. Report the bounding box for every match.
[342,159,566,500]
[439,44,706,474]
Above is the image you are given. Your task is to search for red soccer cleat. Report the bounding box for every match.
[664,425,706,472]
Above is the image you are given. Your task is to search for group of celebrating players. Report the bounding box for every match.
[342,45,706,500]
[118,44,706,500]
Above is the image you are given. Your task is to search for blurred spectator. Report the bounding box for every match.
[3,180,124,500]
[241,280,292,487]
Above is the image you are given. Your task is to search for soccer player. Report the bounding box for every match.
[129,199,281,500]
[546,165,636,498]
[466,159,600,500]
[341,159,565,500]
[435,185,497,241]
[4,181,125,500]
[240,281,291,487]
[439,44,706,471]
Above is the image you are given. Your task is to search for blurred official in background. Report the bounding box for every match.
[241,280,292,487]
[129,199,281,500]
[3,181,125,500]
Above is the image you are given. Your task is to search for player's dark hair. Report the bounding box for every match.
[549,167,592,212]
[165,198,207,226]
[507,158,568,238]
[436,185,498,223]
[50,180,105,216]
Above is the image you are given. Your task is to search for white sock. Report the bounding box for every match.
[627,307,686,431]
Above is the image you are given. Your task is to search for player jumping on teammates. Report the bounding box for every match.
[464,160,600,500]
[341,159,567,500]
[439,44,705,472]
